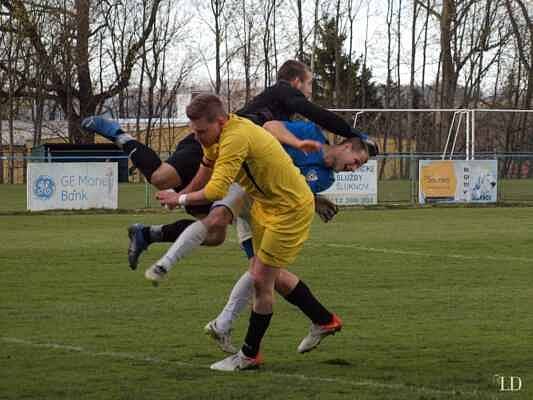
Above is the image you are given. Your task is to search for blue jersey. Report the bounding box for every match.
[282,121,335,194]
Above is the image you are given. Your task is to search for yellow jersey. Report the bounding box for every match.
[203,114,313,212]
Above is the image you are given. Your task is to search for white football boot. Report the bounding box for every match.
[144,264,168,285]
[210,350,263,371]
[297,314,343,353]
[204,320,237,354]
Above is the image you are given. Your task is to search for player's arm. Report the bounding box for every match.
[263,120,322,153]
[281,91,380,156]
[202,133,249,201]
[156,157,214,209]
[179,157,214,194]
[162,136,246,208]
[279,88,357,138]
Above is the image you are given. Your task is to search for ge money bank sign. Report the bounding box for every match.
[27,162,118,211]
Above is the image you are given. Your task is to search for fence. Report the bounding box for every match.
[0,153,532,213]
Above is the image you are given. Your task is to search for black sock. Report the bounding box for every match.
[242,311,273,358]
[122,140,162,182]
[284,281,332,325]
[141,227,153,244]
[161,219,195,242]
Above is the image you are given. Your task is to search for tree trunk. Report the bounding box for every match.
[0,116,4,184]
[334,0,342,107]
[297,0,304,61]
[380,0,394,179]
[409,1,418,157]
[440,0,457,109]
[310,0,319,101]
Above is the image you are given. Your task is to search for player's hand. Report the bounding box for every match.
[156,189,179,210]
[297,139,322,154]
[314,196,338,223]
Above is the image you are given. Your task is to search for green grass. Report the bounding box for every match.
[1,208,532,399]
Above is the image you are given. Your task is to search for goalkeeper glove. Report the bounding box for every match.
[315,196,338,223]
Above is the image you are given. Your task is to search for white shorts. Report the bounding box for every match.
[212,183,252,243]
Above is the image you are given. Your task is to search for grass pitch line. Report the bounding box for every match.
[2,336,492,398]
[324,243,533,263]
[227,238,532,263]
[2,337,194,368]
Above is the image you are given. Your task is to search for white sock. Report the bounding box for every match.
[157,221,208,271]
[149,225,163,242]
[115,133,134,149]
[215,271,254,333]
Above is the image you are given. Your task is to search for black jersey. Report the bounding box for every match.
[236,80,355,138]
[165,133,203,190]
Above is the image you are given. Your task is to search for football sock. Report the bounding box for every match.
[115,132,134,148]
[140,225,167,245]
[156,221,208,270]
[215,271,254,333]
[161,219,196,242]
[284,280,333,325]
[120,138,162,182]
[242,310,272,358]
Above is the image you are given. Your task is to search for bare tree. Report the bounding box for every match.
[310,0,320,82]
[296,0,304,61]
[211,0,225,94]
[262,0,276,88]
[0,0,162,143]
[333,0,342,107]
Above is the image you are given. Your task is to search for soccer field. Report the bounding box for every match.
[1,208,532,399]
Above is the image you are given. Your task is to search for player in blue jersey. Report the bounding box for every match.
[148,120,370,358]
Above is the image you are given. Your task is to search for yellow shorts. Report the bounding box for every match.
[250,199,314,267]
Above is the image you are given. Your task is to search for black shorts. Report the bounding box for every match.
[184,204,212,218]
[165,133,203,191]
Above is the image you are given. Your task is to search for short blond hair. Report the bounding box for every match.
[186,93,227,122]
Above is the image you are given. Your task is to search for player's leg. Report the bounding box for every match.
[210,256,278,371]
[143,208,229,281]
[210,204,313,371]
[207,260,341,355]
[276,269,342,353]
[127,219,195,270]
[144,184,246,283]
[208,198,254,327]
[207,198,339,354]
[81,116,177,188]
[127,204,213,269]
[82,116,203,191]
[203,207,256,352]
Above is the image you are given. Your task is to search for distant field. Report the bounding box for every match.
[1,179,532,212]
[1,208,532,399]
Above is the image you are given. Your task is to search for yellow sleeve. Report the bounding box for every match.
[202,144,219,163]
[204,131,249,201]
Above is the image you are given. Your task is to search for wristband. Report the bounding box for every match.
[178,194,188,206]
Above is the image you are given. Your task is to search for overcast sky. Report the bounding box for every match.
[173,0,443,89]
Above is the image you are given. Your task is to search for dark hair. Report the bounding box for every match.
[277,60,310,82]
[186,93,227,122]
[339,137,368,154]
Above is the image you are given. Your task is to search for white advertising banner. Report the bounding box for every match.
[27,162,118,211]
[418,160,498,204]
[318,160,378,205]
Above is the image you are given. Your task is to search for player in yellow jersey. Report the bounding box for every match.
[158,94,321,371]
